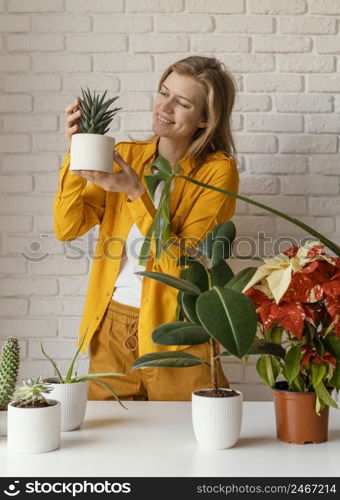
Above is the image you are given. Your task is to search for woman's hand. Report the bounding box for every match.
[65,98,81,147]
[74,151,146,201]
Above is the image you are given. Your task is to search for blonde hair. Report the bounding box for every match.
[149,55,237,168]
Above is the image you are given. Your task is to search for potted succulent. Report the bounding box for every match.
[0,337,20,437]
[70,87,121,174]
[243,240,340,444]
[133,221,261,449]
[7,377,61,454]
[41,334,126,431]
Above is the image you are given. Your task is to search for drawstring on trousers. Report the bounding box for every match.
[124,316,139,351]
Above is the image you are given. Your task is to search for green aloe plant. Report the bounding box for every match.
[41,332,127,409]
[133,222,283,387]
[13,376,53,408]
[139,156,339,268]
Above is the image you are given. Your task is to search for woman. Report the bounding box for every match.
[54,56,239,401]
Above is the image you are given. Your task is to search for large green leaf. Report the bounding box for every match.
[284,345,303,386]
[144,173,163,201]
[225,267,257,292]
[196,286,257,358]
[132,351,208,369]
[329,362,340,391]
[211,260,234,287]
[322,333,340,361]
[211,221,236,265]
[314,382,338,409]
[183,261,209,292]
[180,292,200,324]
[256,355,281,387]
[135,271,201,295]
[246,340,285,359]
[311,363,327,387]
[145,155,173,178]
[152,322,209,346]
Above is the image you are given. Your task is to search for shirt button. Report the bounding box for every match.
[96,316,99,320]
[143,297,148,303]
[106,292,110,296]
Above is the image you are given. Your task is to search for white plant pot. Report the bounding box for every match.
[0,410,7,437]
[192,388,243,450]
[70,133,115,173]
[44,379,88,431]
[7,400,61,454]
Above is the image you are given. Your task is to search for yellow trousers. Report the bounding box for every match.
[88,299,228,401]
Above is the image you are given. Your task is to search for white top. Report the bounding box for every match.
[2,402,339,477]
[112,174,174,308]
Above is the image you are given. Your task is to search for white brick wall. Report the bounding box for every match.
[0,1,339,400]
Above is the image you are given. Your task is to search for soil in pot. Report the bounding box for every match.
[272,381,329,445]
[11,399,57,409]
[195,388,239,398]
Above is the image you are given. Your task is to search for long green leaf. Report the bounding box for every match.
[256,354,281,387]
[175,173,340,257]
[40,342,63,383]
[245,340,285,359]
[196,286,257,358]
[225,267,257,292]
[322,334,340,361]
[135,271,202,295]
[329,362,340,391]
[284,345,303,386]
[211,260,234,287]
[152,322,210,346]
[77,376,127,409]
[314,382,338,410]
[65,329,88,383]
[132,351,208,369]
[311,363,327,388]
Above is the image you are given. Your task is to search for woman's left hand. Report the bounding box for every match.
[73,151,146,201]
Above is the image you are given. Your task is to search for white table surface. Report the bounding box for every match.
[1,402,339,477]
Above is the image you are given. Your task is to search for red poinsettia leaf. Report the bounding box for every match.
[259,301,275,331]
[323,280,340,300]
[303,304,316,326]
[323,352,337,368]
[283,245,298,258]
[325,296,340,337]
[271,302,305,339]
[282,272,324,303]
[244,287,270,307]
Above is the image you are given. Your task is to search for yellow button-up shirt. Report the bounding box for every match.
[53,138,239,355]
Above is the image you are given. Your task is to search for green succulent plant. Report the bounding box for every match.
[0,337,20,411]
[77,87,121,135]
[40,331,127,409]
[13,376,53,408]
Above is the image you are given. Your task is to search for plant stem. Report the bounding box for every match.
[174,174,340,257]
[210,338,217,390]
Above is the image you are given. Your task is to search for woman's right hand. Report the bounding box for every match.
[65,99,82,148]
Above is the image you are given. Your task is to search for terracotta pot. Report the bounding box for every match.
[272,382,329,444]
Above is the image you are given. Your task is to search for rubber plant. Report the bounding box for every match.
[133,221,283,385]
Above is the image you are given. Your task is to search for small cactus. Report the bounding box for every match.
[13,376,53,408]
[0,337,20,411]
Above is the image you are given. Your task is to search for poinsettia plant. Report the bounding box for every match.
[243,240,340,413]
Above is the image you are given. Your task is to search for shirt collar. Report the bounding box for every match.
[142,137,196,175]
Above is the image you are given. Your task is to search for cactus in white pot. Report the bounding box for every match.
[0,337,20,437]
[70,87,121,174]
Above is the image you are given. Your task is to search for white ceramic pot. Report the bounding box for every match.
[7,400,61,454]
[70,133,115,173]
[0,410,7,437]
[44,379,88,431]
[192,388,243,450]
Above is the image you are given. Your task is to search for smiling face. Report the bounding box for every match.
[152,71,207,144]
